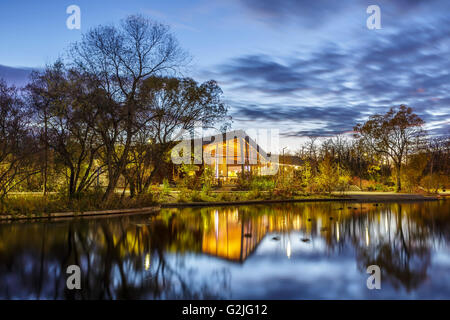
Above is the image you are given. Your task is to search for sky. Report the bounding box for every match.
[0,0,449,151]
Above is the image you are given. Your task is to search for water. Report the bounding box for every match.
[0,201,449,299]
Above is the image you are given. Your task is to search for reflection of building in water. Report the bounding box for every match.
[201,209,266,262]
[201,209,303,262]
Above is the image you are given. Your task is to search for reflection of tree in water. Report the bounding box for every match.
[353,203,431,292]
[237,202,439,291]
[0,200,448,298]
[0,216,231,299]
[408,200,450,243]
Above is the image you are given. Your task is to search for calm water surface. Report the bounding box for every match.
[0,201,449,299]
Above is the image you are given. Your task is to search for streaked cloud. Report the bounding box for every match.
[211,9,450,136]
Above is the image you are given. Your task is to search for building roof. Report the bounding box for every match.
[181,130,303,166]
[191,129,272,162]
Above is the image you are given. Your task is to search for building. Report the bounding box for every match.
[201,130,278,179]
[172,130,278,181]
[171,129,304,182]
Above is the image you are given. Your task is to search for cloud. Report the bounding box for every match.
[232,104,365,137]
[0,65,33,87]
[217,44,352,99]
[214,15,450,136]
[235,0,450,28]
[235,0,353,27]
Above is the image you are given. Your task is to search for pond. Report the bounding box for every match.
[0,200,449,299]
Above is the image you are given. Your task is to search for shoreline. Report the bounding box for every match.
[0,206,161,222]
[0,193,443,222]
[162,194,440,208]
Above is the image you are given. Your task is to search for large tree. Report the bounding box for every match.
[26,63,105,198]
[125,76,228,195]
[354,105,425,191]
[70,14,189,201]
[0,80,39,199]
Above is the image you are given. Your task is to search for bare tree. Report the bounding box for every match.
[26,63,105,198]
[70,15,189,201]
[0,80,39,199]
[125,76,228,195]
[306,136,318,161]
[425,135,450,192]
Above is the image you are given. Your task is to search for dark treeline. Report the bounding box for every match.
[294,105,449,193]
[0,15,228,202]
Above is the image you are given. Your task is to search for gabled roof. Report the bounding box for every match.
[200,130,271,162]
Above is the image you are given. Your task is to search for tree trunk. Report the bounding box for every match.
[396,163,402,192]
[102,144,129,202]
[103,174,120,202]
[43,108,48,197]
[129,180,136,198]
[68,171,75,199]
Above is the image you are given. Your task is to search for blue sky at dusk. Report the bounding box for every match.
[0,0,449,150]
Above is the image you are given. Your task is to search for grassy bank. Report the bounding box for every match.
[2,188,444,218]
[0,191,157,217]
[1,190,343,217]
[171,189,342,203]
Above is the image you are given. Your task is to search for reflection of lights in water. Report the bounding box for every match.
[294,216,301,229]
[385,214,388,231]
[144,253,151,270]
[214,210,219,239]
[365,227,370,247]
[287,240,291,259]
[336,223,340,242]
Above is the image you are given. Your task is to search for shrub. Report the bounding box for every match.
[336,169,352,193]
[348,184,361,191]
[200,167,215,194]
[250,176,275,191]
[245,190,261,200]
[236,171,253,190]
[177,188,192,203]
[162,178,171,195]
[315,155,339,193]
[300,161,314,192]
[176,164,200,190]
[420,173,448,193]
